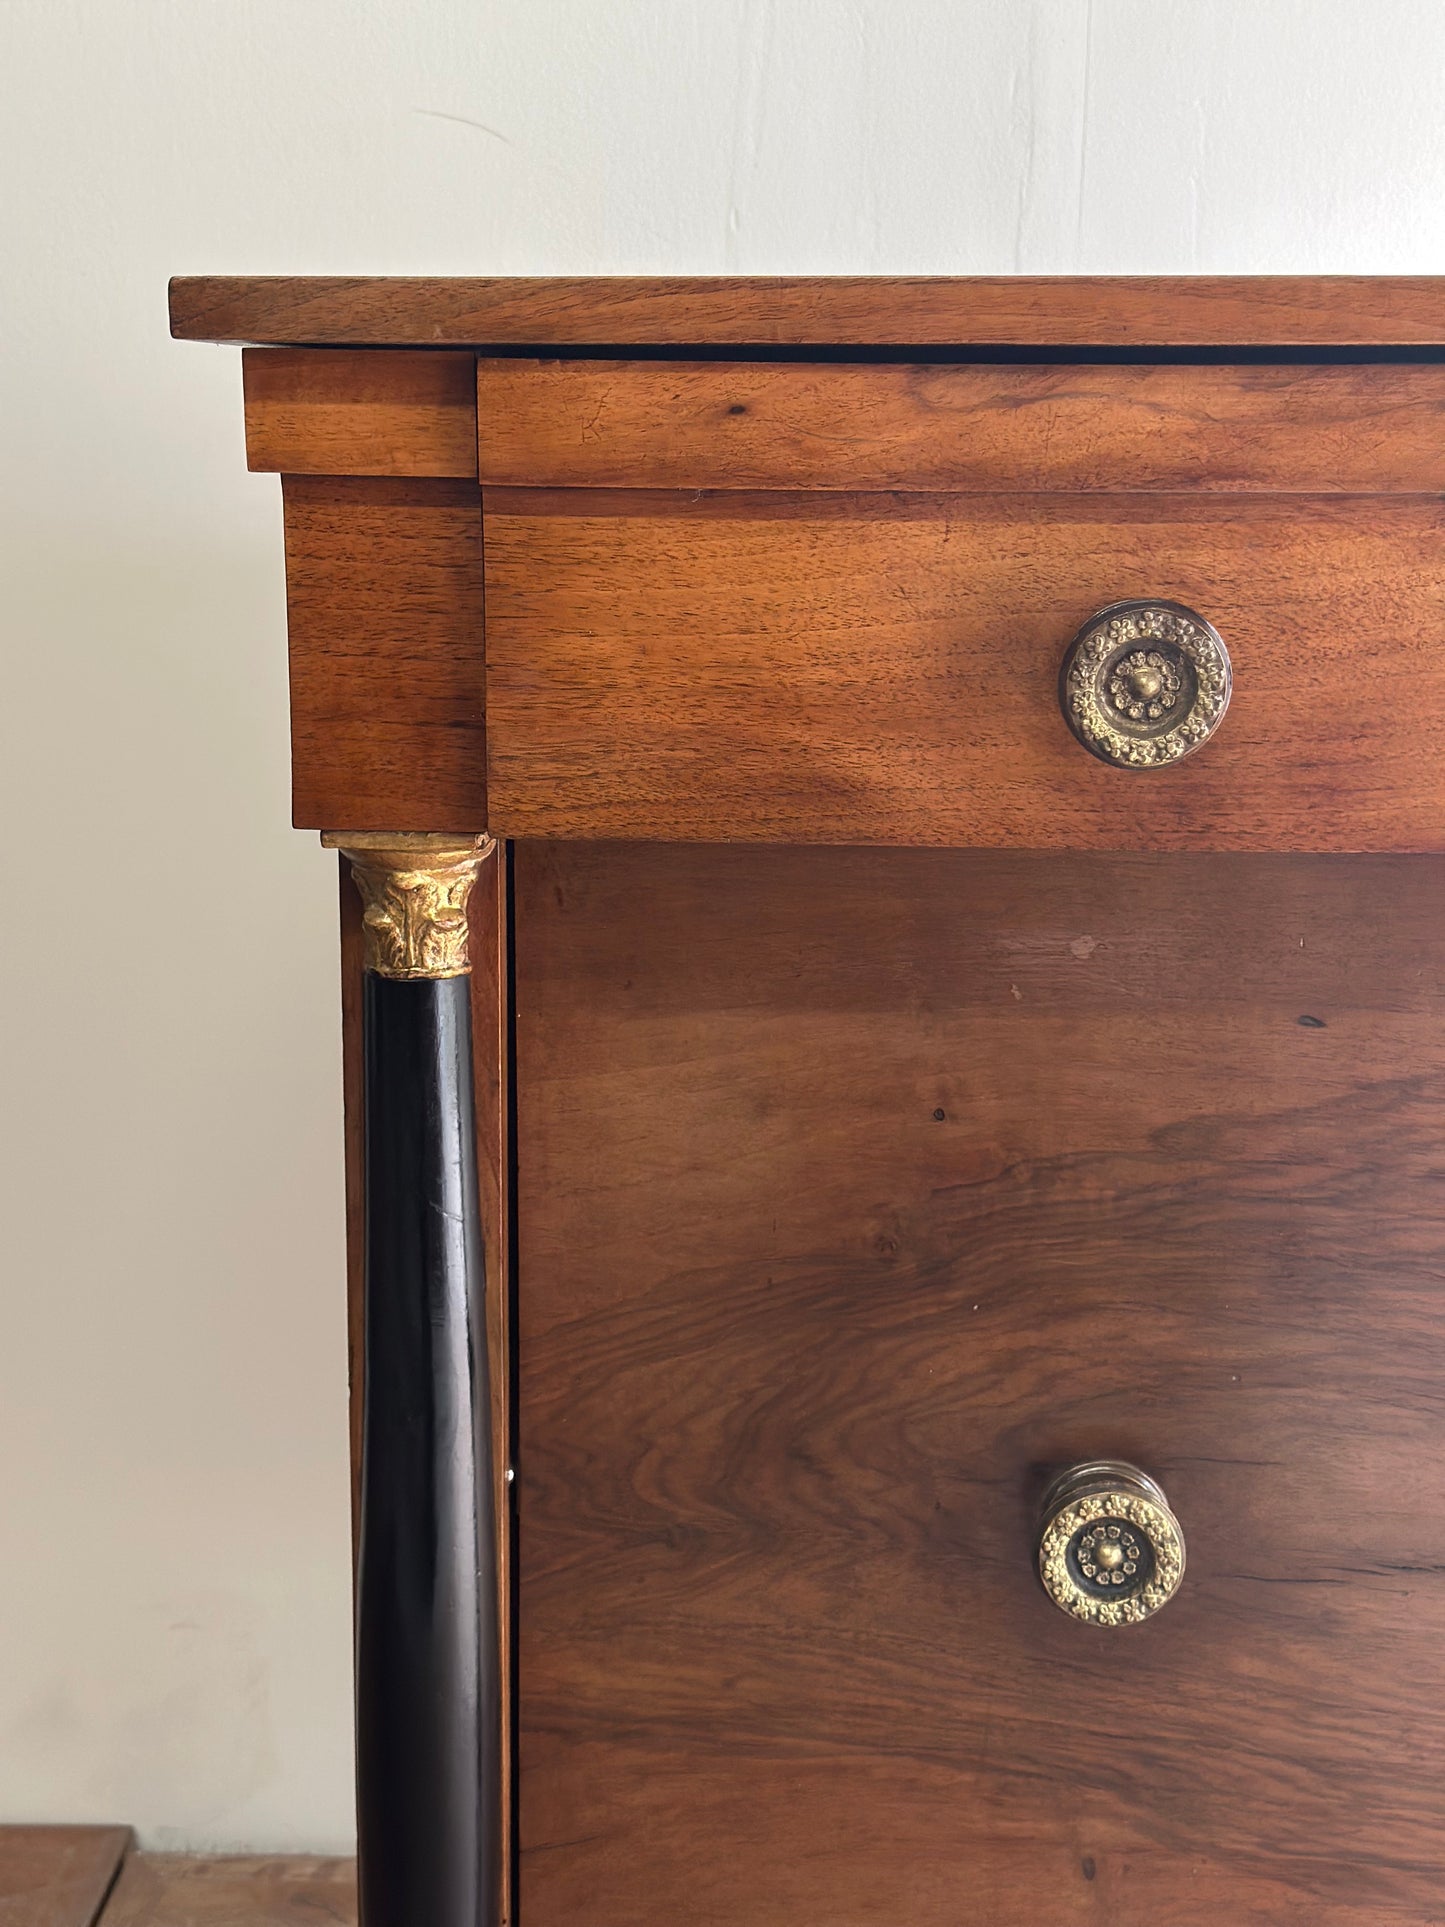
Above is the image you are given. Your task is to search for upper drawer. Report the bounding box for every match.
[483,489,1445,851]
[476,358,1445,493]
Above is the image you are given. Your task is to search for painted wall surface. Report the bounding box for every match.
[3,0,1445,1853]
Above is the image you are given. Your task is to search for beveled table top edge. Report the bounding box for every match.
[169,273,1445,349]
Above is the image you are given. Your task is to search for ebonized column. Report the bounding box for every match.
[324,832,500,1927]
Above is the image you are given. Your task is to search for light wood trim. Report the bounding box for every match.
[174,275,1445,348]
[478,358,1445,493]
[244,348,477,476]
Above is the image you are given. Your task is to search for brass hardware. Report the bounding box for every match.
[322,832,494,980]
[1036,1460,1185,1626]
[1059,600,1231,768]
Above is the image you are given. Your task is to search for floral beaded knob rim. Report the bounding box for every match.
[1037,1484,1186,1628]
[1059,599,1232,769]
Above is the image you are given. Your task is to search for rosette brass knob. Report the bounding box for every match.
[1059,599,1231,768]
[1036,1461,1185,1626]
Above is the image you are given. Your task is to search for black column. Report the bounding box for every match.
[356,972,499,1927]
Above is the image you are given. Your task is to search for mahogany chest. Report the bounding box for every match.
[172,275,1445,1925]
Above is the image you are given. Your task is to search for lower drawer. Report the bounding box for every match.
[484,491,1445,850]
[515,842,1445,1924]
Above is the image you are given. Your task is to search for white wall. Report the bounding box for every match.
[4,0,1445,1855]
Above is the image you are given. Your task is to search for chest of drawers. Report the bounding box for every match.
[173,275,1445,1925]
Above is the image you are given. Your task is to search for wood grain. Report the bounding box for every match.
[244,350,477,477]
[170,275,1445,347]
[514,840,1445,1924]
[339,844,514,1926]
[484,489,1445,851]
[98,1856,354,1926]
[0,1828,130,1927]
[478,357,1445,492]
[282,476,486,833]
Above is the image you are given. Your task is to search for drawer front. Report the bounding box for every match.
[516,841,1445,1926]
[477,358,1445,493]
[484,491,1445,851]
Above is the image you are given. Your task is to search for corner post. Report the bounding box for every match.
[324,831,500,1927]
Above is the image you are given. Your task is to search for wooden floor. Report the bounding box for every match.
[0,1828,355,1927]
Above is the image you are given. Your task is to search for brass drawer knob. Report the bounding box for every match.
[1036,1461,1186,1626]
[1059,599,1231,768]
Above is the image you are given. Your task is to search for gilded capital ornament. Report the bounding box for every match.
[322,833,494,980]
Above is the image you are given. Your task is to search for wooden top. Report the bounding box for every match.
[99,1855,354,1926]
[169,276,1445,349]
[0,1826,132,1927]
